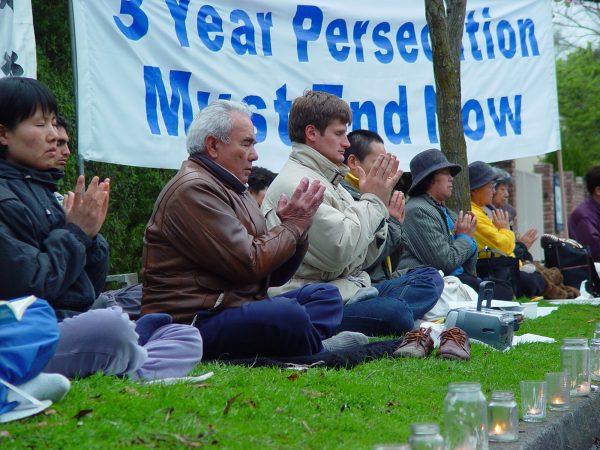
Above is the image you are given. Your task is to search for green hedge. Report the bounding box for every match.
[32,0,176,275]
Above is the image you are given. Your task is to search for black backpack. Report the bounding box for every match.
[541,234,600,296]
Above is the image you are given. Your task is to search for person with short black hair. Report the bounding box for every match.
[247,166,276,206]
[0,77,202,380]
[342,129,404,283]
[569,165,600,261]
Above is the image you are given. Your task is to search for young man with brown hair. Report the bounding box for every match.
[262,91,443,337]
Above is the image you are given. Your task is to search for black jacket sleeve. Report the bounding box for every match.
[0,197,93,312]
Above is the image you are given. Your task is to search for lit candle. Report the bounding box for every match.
[551,396,565,405]
[527,407,541,415]
[492,423,505,435]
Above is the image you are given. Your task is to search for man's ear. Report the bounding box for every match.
[594,186,600,198]
[346,154,358,170]
[204,135,219,159]
[304,124,318,144]
[0,124,9,146]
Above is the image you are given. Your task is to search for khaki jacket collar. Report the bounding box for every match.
[290,143,348,186]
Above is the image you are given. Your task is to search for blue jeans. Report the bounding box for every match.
[339,267,444,336]
[195,283,343,359]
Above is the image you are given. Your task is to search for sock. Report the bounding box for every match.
[135,313,172,345]
[6,373,70,404]
[321,331,369,352]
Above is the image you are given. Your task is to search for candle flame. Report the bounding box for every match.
[494,424,503,434]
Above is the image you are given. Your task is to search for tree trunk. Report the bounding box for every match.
[425,0,470,212]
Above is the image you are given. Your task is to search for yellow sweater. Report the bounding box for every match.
[471,202,516,258]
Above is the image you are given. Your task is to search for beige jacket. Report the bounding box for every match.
[262,143,389,300]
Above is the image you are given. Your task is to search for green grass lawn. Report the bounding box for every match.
[2,304,599,449]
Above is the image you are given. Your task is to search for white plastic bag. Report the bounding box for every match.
[424,275,478,321]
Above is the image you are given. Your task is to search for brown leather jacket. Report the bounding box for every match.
[141,155,308,323]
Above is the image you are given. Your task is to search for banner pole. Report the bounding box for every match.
[67,0,84,177]
[557,149,569,237]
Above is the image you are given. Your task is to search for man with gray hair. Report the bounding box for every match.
[141,100,356,359]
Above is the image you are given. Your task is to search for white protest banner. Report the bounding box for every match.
[0,0,36,79]
[71,0,560,171]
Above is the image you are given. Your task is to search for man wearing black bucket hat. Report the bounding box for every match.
[398,149,479,288]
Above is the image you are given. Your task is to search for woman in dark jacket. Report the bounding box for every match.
[0,77,202,379]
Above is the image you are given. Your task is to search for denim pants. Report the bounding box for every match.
[339,267,444,336]
[195,283,343,359]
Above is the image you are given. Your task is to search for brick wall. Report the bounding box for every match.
[486,160,587,237]
[533,163,556,235]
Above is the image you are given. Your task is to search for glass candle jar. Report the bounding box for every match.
[590,338,600,382]
[408,423,444,450]
[444,382,488,450]
[593,322,600,340]
[487,391,518,442]
[520,381,547,422]
[546,372,571,411]
[561,338,590,396]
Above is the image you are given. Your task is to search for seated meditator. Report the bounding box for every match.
[483,167,539,263]
[341,130,405,283]
[262,91,443,337]
[469,161,546,298]
[569,165,600,262]
[398,149,481,290]
[247,166,276,207]
[141,100,360,359]
[0,77,202,380]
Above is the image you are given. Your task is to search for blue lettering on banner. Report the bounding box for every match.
[373,22,393,64]
[487,96,522,136]
[257,13,273,56]
[141,68,525,145]
[351,101,378,132]
[196,5,224,52]
[231,9,258,55]
[497,20,517,59]
[274,84,292,145]
[243,95,267,142]
[293,5,323,62]
[465,11,483,61]
[326,19,350,62]
[462,99,486,141]
[423,85,439,144]
[396,23,418,63]
[518,19,539,57]
[165,0,190,47]
[384,86,411,144]
[144,66,192,136]
[113,0,148,41]
[353,21,369,62]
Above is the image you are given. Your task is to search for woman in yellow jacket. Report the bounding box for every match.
[468,161,516,257]
[468,161,546,299]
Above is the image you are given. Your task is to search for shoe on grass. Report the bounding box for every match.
[393,327,434,358]
[436,327,470,361]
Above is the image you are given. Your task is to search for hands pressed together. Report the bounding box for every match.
[492,209,510,230]
[356,153,403,205]
[63,175,110,238]
[276,177,326,234]
[454,211,477,237]
[518,228,539,249]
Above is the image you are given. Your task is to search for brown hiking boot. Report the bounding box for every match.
[437,327,470,361]
[393,327,434,358]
